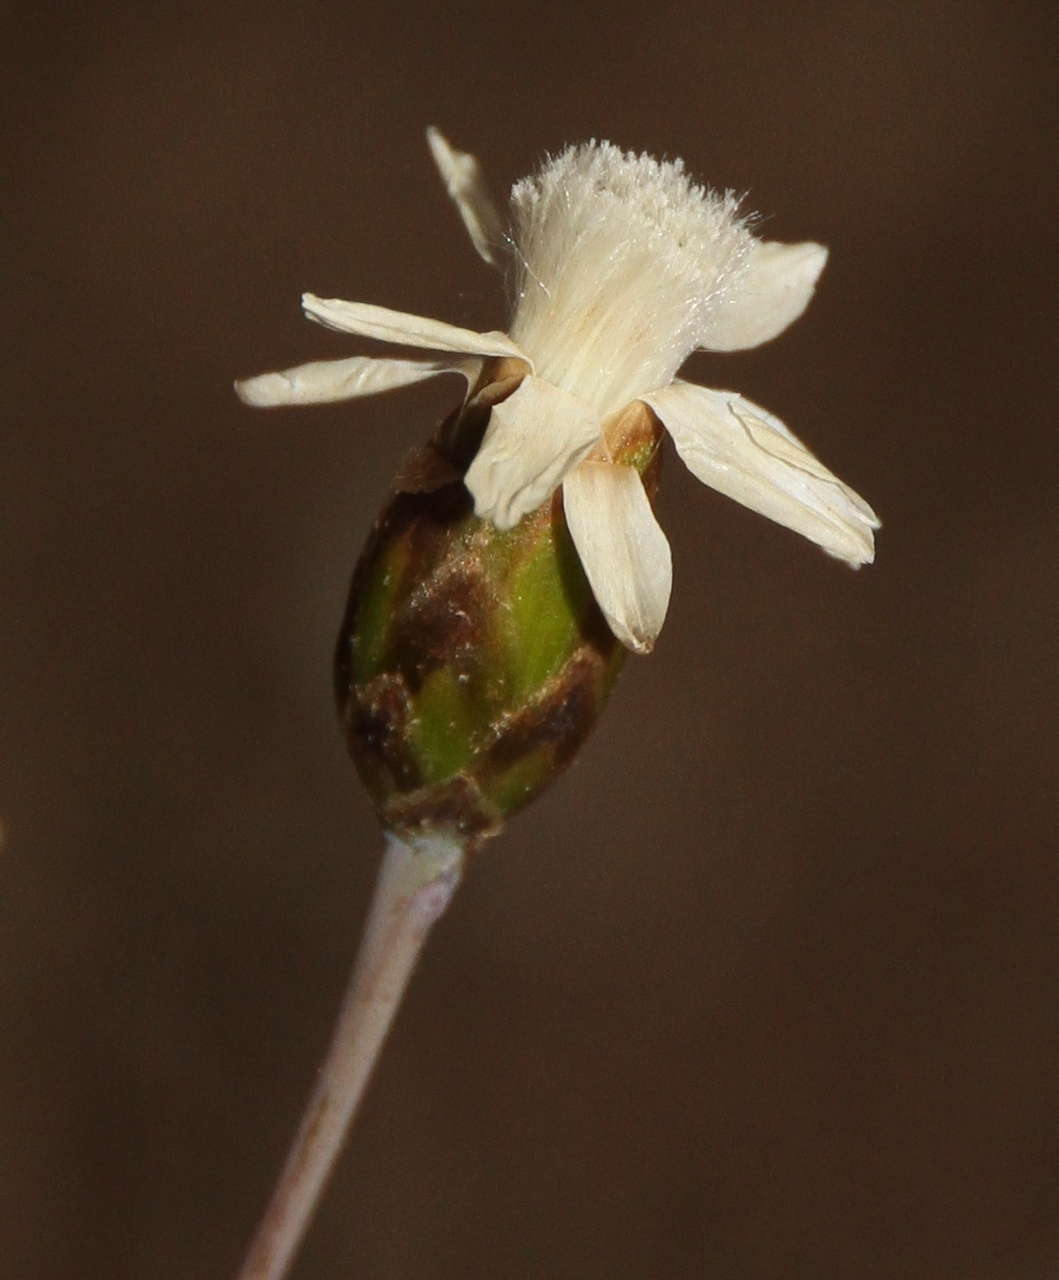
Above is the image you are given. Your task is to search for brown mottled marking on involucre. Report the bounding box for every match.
[383,776,502,853]
[349,672,421,794]
[397,568,485,685]
[487,652,607,773]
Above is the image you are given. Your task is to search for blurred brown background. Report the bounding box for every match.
[3,0,1055,1276]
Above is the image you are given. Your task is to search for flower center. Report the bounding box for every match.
[507,143,753,415]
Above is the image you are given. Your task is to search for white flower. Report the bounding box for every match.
[236,128,878,654]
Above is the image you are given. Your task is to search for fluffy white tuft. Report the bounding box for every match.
[507,143,753,414]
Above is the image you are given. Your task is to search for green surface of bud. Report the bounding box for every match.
[335,366,663,852]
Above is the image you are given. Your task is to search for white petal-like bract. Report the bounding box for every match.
[302,294,527,362]
[426,126,506,268]
[563,462,672,654]
[464,375,601,530]
[234,355,479,408]
[643,381,878,566]
[699,240,828,352]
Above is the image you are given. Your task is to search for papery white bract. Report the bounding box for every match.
[235,129,878,654]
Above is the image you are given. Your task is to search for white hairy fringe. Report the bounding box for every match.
[507,143,754,415]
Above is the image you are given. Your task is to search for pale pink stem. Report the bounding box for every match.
[235,831,465,1280]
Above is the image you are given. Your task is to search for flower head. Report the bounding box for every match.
[237,129,878,654]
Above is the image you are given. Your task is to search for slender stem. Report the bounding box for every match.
[235,831,465,1280]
